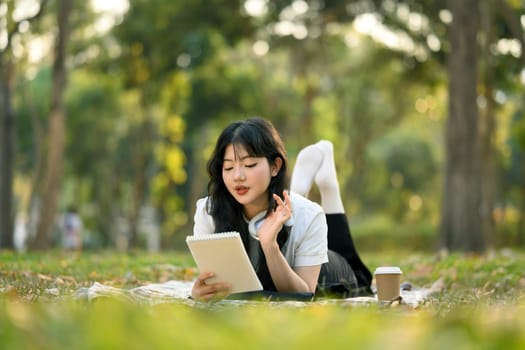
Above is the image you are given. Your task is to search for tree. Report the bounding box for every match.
[0,0,48,249]
[30,0,72,250]
[439,0,483,251]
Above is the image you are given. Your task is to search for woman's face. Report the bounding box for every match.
[222,144,281,219]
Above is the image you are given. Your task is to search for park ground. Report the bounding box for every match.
[1,248,525,349]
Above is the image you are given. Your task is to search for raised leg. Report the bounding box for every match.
[291,140,344,214]
[313,140,344,214]
[290,143,323,197]
[292,140,372,291]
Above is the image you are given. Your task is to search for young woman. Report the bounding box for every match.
[191,117,371,301]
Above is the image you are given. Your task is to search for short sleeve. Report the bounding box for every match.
[193,197,215,236]
[293,211,328,267]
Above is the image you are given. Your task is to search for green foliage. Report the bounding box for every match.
[65,71,123,177]
[383,133,437,192]
[512,113,525,152]
[186,49,266,130]
[352,215,437,251]
[153,74,190,243]
[15,68,52,172]
[501,109,525,209]
[362,128,439,221]
[113,0,254,89]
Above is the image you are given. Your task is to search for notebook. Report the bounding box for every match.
[186,231,263,294]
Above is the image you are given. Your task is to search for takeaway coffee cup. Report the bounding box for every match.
[374,266,402,302]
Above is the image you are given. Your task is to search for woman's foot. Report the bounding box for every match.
[314,140,344,214]
[290,144,323,197]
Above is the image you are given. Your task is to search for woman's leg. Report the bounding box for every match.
[290,143,323,197]
[312,140,344,214]
[317,250,359,297]
[290,140,347,215]
[290,140,344,214]
[291,140,372,291]
[325,214,372,289]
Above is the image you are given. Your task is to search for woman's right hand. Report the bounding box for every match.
[258,191,292,248]
[191,271,232,302]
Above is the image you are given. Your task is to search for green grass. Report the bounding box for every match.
[0,250,195,298]
[1,249,525,349]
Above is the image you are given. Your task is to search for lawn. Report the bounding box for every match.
[1,248,525,349]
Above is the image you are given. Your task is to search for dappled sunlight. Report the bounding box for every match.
[390,172,404,188]
[409,195,423,211]
[415,95,441,122]
[274,20,308,39]
[176,53,191,68]
[438,9,452,24]
[91,0,129,33]
[12,0,40,22]
[252,40,269,56]
[354,14,417,53]
[244,0,268,17]
[495,38,522,58]
[352,8,437,61]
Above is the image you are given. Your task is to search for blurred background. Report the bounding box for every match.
[0,0,524,253]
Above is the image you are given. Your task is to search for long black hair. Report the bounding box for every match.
[206,117,288,231]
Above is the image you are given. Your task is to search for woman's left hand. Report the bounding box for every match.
[258,190,292,246]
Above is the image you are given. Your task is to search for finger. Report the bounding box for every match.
[273,193,285,207]
[283,190,292,211]
[212,283,232,299]
[197,272,215,284]
[197,283,231,301]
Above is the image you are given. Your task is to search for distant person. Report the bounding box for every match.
[191,117,371,301]
[63,206,83,251]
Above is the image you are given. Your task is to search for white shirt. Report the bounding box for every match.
[193,192,328,267]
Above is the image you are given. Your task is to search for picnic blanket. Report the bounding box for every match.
[73,278,444,308]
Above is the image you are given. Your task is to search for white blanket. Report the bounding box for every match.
[74,278,444,308]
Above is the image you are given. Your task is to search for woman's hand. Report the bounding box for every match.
[256,191,318,293]
[191,271,232,302]
[258,190,292,247]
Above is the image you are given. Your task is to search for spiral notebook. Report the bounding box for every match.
[186,232,263,294]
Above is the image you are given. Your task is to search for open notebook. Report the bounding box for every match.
[186,232,263,294]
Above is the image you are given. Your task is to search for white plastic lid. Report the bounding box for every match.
[374,266,402,275]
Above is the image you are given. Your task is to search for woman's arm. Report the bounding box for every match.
[294,265,322,292]
[258,191,321,293]
[261,241,320,292]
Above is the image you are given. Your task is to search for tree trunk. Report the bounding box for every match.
[24,81,45,243]
[31,0,71,250]
[0,0,47,250]
[128,104,155,249]
[479,0,496,248]
[0,56,15,249]
[440,0,484,252]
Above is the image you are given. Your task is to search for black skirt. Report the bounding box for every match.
[316,214,373,298]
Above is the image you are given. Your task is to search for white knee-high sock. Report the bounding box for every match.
[290,144,323,197]
[314,140,345,214]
